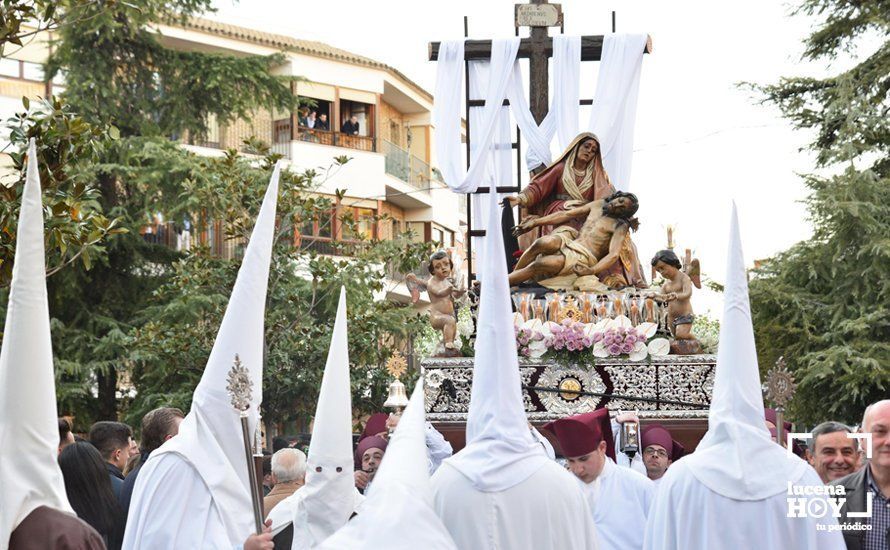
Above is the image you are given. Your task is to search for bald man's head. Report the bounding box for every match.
[862,400,890,431]
[861,399,890,473]
[271,448,307,484]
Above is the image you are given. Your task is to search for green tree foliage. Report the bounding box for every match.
[749,0,889,424]
[2,0,430,431]
[32,0,297,425]
[0,96,123,286]
[125,149,432,429]
[0,0,96,53]
[47,0,295,139]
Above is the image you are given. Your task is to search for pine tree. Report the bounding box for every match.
[749,0,889,424]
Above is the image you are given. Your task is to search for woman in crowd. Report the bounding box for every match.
[58,442,126,550]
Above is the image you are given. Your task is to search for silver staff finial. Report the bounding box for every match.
[226,354,253,413]
[765,356,796,408]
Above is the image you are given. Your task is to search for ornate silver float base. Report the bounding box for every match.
[423,355,716,422]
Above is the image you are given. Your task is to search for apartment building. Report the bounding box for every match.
[0,17,466,303]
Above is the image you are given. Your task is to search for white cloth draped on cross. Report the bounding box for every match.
[433,33,648,193]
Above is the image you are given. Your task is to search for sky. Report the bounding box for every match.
[208,0,853,315]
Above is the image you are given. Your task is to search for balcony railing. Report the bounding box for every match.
[297,236,368,256]
[141,221,244,260]
[272,119,375,154]
[380,139,431,193]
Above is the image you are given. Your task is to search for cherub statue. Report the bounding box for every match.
[407,250,466,355]
[650,249,702,354]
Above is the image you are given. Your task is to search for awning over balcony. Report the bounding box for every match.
[382,80,428,115]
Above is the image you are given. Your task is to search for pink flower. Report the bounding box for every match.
[621,342,633,354]
[608,344,622,355]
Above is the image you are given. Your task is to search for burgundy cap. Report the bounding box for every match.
[641,424,673,455]
[355,435,388,466]
[764,408,792,432]
[543,409,615,460]
[360,413,389,441]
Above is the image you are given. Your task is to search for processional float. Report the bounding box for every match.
[415,2,721,455]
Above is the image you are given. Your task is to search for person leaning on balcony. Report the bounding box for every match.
[341,115,359,135]
[316,113,329,131]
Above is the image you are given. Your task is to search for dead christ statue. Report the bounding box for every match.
[509,192,648,291]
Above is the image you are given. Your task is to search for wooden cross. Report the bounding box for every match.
[429,0,653,127]
[429,0,652,279]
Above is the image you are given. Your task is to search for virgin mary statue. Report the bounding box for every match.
[507,132,615,235]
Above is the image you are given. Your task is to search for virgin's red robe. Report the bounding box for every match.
[523,162,615,234]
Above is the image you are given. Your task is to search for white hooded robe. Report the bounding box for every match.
[642,204,845,550]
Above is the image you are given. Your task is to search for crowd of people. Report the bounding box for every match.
[3,146,888,550]
[47,399,885,550]
[297,109,359,136]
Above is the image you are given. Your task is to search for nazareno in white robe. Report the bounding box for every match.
[642,459,846,550]
[431,460,599,550]
[578,457,654,550]
[123,453,234,549]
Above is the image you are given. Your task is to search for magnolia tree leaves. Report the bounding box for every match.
[0,96,124,287]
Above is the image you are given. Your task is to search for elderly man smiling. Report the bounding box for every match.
[806,421,860,484]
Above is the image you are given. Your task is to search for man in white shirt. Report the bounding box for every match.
[545,408,654,550]
[639,424,682,486]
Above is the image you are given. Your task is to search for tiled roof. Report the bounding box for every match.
[181,17,433,102]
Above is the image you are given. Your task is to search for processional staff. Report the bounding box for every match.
[226,354,264,535]
[764,356,797,448]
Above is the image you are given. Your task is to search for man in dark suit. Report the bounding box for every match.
[316,113,330,131]
[836,399,890,550]
[88,421,136,500]
[341,115,359,135]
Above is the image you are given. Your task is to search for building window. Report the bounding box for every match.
[21,62,43,82]
[406,222,425,243]
[0,58,19,78]
[300,216,316,237]
[340,100,371,137]
[341,207,376,241]
[433,227,445,246]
